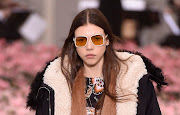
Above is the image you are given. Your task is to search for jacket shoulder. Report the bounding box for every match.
[137,74,161,115]
[116,50,167,91]
[26,57,58,110]
[115,51,147,90]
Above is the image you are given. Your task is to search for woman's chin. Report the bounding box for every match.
[84,61,98,67]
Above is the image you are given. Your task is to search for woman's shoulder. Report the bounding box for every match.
[115,50,148,76]
[115,50,167,91]
[115,50,147,90]
[115,50,143,62]
[115,50,146,71]
[115,50,161,77]
[27,57,59,109]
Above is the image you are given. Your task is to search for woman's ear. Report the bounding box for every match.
[106,39,109,46]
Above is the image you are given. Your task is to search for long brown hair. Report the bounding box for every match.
[60,8,122,112]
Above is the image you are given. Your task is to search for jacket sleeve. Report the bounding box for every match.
[26,71,44,110]
[137,74,162,115]
[35,84,53,115]
[26,58,57,115]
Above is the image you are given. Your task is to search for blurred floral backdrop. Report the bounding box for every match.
[0,39,180,115]
[0,39,59,115]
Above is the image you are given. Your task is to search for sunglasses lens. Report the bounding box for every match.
[91,35,104,45]
[76,37,87,47]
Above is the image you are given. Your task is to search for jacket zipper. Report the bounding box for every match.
[36,87,51,115]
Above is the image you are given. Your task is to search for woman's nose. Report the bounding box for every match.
[86,38,94,50]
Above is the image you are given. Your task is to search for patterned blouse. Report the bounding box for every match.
[85,77,104,115]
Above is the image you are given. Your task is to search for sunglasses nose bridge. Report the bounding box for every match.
[86,36,94,48]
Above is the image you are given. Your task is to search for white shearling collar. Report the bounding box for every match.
[43,51,147,115]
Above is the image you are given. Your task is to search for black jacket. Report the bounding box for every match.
[27,51,167,115]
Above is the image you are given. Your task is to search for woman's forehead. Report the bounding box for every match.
[74,24,105,37]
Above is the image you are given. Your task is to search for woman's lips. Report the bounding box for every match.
[85,54,96,58]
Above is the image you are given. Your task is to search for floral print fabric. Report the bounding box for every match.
[85,77,104,115]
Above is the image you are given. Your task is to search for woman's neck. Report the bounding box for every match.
[83,59,104,78]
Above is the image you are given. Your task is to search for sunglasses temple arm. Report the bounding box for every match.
[105,34,108,38]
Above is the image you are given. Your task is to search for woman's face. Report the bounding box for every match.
[74,23,109,67]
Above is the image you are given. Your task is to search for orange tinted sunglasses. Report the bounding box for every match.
[73,34,108,47]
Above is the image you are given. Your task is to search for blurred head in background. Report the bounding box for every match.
[174,0,180,7]
[0,0,14,20]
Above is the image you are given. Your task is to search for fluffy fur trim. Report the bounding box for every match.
[43,58,71,115]
[27,51,150,115]
[117,50,168,91]
[115,52,147,115]
[42,52,147,115]
[26,58,56,110]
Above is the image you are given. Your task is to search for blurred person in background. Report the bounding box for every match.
[138,0,180,48]
[99,0,122,37]
[161,0,180,48]
[0,0,13,39]
[0,0,30,42]
[0,0,12,20]
[99,0,180,48]
[27,8,167,115]
[138,0,171,46]
[139,0,180,47]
